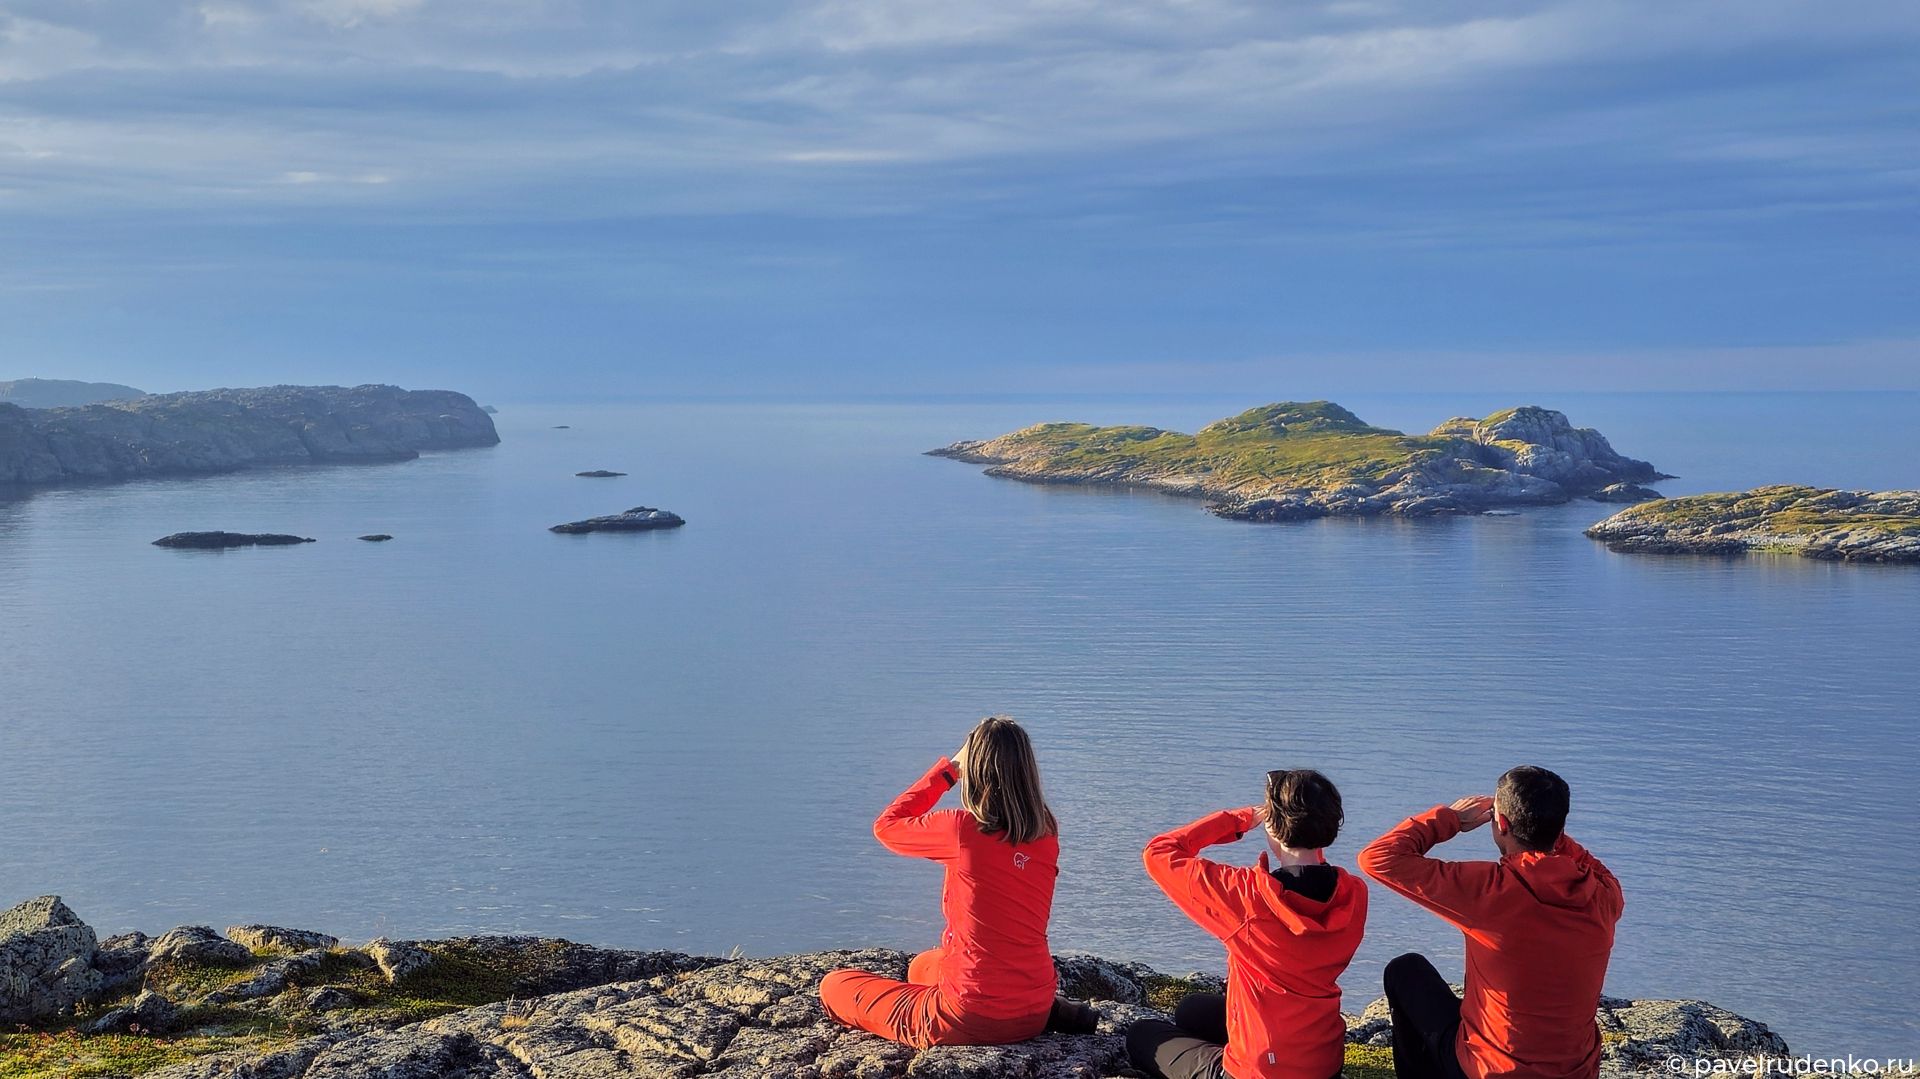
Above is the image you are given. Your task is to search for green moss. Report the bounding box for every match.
[1139,974,1215,1013]
[0,1030,298,1079]
[1343,1043,1398,1079]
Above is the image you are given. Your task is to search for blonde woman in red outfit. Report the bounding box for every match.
[820,716,1081,1048]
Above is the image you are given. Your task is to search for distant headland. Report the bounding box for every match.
[0,384,499,488]
[0,377,146,409]
[930,402,1666,519]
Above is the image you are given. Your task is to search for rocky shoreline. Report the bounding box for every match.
[0,384,498,488]
[1586,486,1920,563]
[931,403,1666,520]
[0,897,1795,1079]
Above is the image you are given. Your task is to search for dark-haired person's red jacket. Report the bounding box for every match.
[872,758,1060,1020]
[1359,806,1625,1079]
[1144,808,1369,1079]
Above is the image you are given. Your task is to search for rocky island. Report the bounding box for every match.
[931,403,1665,520]
[1587,486,1920,563]
[153,532,317,550]
[0,897,1793,1079]
[0,384,498,488]
[550,507,686,534]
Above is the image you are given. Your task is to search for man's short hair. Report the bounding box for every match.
[1265,769,1344,849]
[1495,765,1570,851]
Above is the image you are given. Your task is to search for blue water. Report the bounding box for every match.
[0,392,1914,1056]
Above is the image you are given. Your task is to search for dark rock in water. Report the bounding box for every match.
[0,384,497,488]
[550,506,685,534]
[154,532,316,549]
[1591,482,1664,504]
[575,470,627,478]
[552,424,571,429]
[357,534,394,542]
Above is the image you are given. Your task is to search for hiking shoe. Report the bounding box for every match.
[1047,995,1100,1034]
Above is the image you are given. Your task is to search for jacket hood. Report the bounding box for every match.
[1505,837,1610,910]
[1252,854,1365,933]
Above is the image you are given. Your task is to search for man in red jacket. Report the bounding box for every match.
[1127,769,1369,1079]
[1358,766,1624,1079]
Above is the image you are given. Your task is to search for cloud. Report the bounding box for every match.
[0,0,1913,221]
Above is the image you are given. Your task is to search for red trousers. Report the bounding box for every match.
[819,949,1050,1050]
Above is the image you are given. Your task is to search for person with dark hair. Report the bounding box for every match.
[1358,766,1624,1079]
[1125,769,1369,1079]
[820,716,1081,1048]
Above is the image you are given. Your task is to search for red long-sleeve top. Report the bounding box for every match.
[1359,806,1625,1079]
[1143,808,1369,1079]
[872,758,1060,1020]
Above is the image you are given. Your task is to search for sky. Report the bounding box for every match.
[1,0,1916,400]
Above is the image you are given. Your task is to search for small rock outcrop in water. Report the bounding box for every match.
[931,402,1666,520]
[358,534,394,542]
[0,384,498,487]
[1591,483,1665,504]
[576,469,628,478]
[0,896,1797,1079]
[153,532,316,549]
[550,506,685,534]
[1587,486,1920,564]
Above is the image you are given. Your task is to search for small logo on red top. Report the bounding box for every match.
[1012,853,1030,869]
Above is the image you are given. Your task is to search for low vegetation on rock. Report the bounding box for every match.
[1586,486,1920,563]
[0,896,1795,1079]
[930,402,1665,519]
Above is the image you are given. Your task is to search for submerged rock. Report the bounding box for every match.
[1587,486,1920,564]
[357,534,394,542]
[576,470,628,478]
[549,506,686,534]
[153,532,316,549]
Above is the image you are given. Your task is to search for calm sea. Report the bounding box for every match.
[1,392,1914,1055]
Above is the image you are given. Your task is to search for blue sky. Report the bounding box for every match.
[2,0,1915,399]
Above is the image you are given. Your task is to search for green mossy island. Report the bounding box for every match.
[930,402,1666,520]
[1586,486,1920,563]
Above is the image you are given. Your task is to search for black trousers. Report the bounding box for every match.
[1384,953,1469,1079]
[1126,992,1230,1079]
